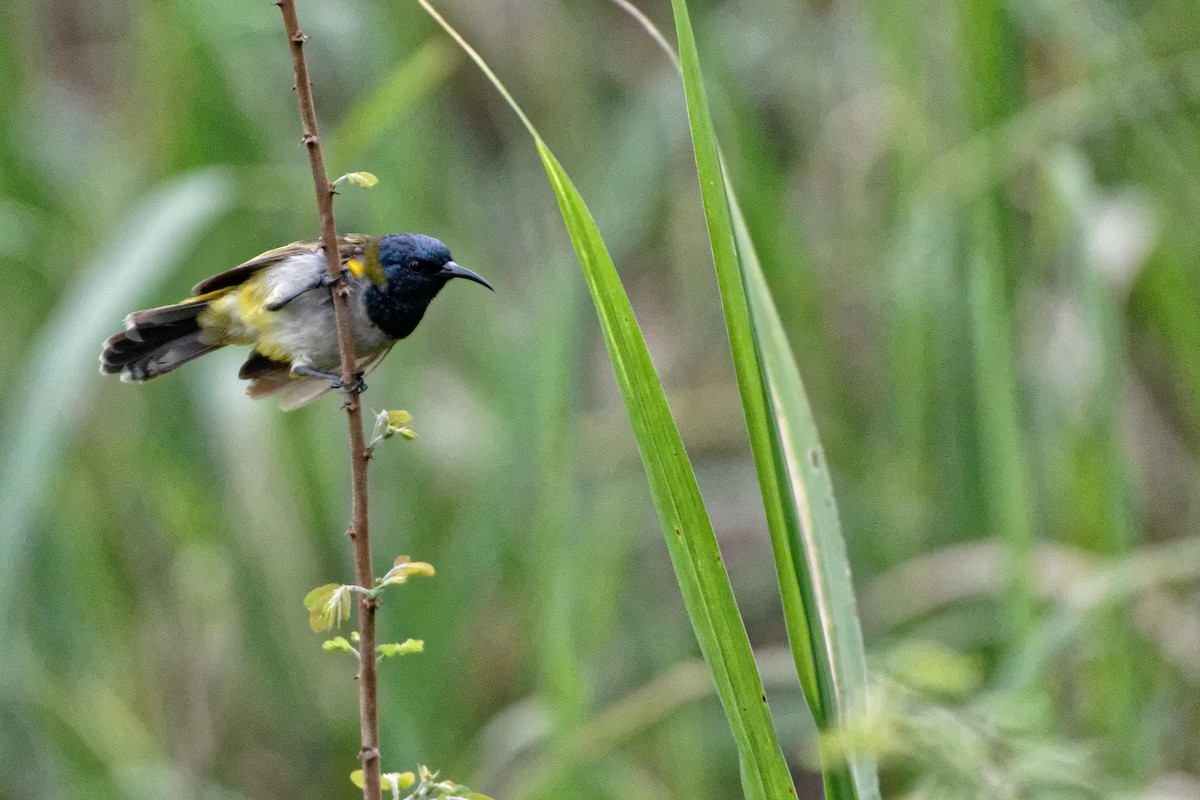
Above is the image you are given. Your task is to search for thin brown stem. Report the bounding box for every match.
[274,2,381,798]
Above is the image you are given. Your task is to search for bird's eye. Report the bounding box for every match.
[410,259,438,274]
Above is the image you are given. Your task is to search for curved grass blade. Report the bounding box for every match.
[667,2,881,797]
[0,169,233,656]
[417,3,797,797]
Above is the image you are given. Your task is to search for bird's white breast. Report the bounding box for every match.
[260,252,394,370]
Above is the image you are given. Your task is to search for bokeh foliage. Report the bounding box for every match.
[1,0,1199,798]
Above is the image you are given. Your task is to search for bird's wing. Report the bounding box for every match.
[191,234,376,296]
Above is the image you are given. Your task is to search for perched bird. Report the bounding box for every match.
[100,233,492,409]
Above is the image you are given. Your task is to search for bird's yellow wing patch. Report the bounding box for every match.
[235,279,275,331]
[197,272,293,361]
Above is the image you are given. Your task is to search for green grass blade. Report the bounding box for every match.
[0,168,232,654]
[418,4,796,797]
[966,205,1039,636]
[534,148,796,800]
[958,0,1041,647]
[668,2,881,797]
[664,0,817,713]
[329,37,457,162]
[729,190,880,800]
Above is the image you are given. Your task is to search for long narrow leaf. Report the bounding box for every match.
[0,169,232,662]
[418,4,797,797]
[731,189,881,799]
[668,2,881,797]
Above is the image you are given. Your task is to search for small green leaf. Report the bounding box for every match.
[322,636,355,655]
[304,583,352,632]
[379,555,435,587]
[377,639,424,658]
[349,770,415,790]
[303,583,337,611]
[385,409,412,427]
[334,171,379,189]
[385,772,416,790]
[370,409,418,445]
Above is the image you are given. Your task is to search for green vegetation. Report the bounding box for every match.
[1,0,1199,798]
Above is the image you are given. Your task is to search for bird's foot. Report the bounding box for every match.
[291,365,363,393]
[320,267,349,288]
[331,374,367,395]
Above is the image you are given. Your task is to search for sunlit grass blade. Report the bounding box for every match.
[418,3,796,797]
[329,37,457,162]
[0,168,233,653]
[667,1,881,797]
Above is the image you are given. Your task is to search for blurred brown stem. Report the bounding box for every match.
[274,2,381,798]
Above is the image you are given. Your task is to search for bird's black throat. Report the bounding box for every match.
[362,274,447,340]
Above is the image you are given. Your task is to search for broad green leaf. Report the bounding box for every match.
[418,3,796,798]
[668,2,881,798]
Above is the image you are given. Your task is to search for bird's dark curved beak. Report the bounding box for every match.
[442,261,494,291]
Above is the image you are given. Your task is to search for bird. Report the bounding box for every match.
[99,232,492,410]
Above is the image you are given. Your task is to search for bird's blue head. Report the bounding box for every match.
[366,233,493,339]
[378,233,452,274]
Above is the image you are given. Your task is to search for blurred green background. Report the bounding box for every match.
[2,0,1200,797]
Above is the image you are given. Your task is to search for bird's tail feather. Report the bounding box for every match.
[100,297,224,382]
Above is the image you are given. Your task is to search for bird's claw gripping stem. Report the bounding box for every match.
[332,374,367,395]
[291,364,364,394]
[321,267,349,288]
